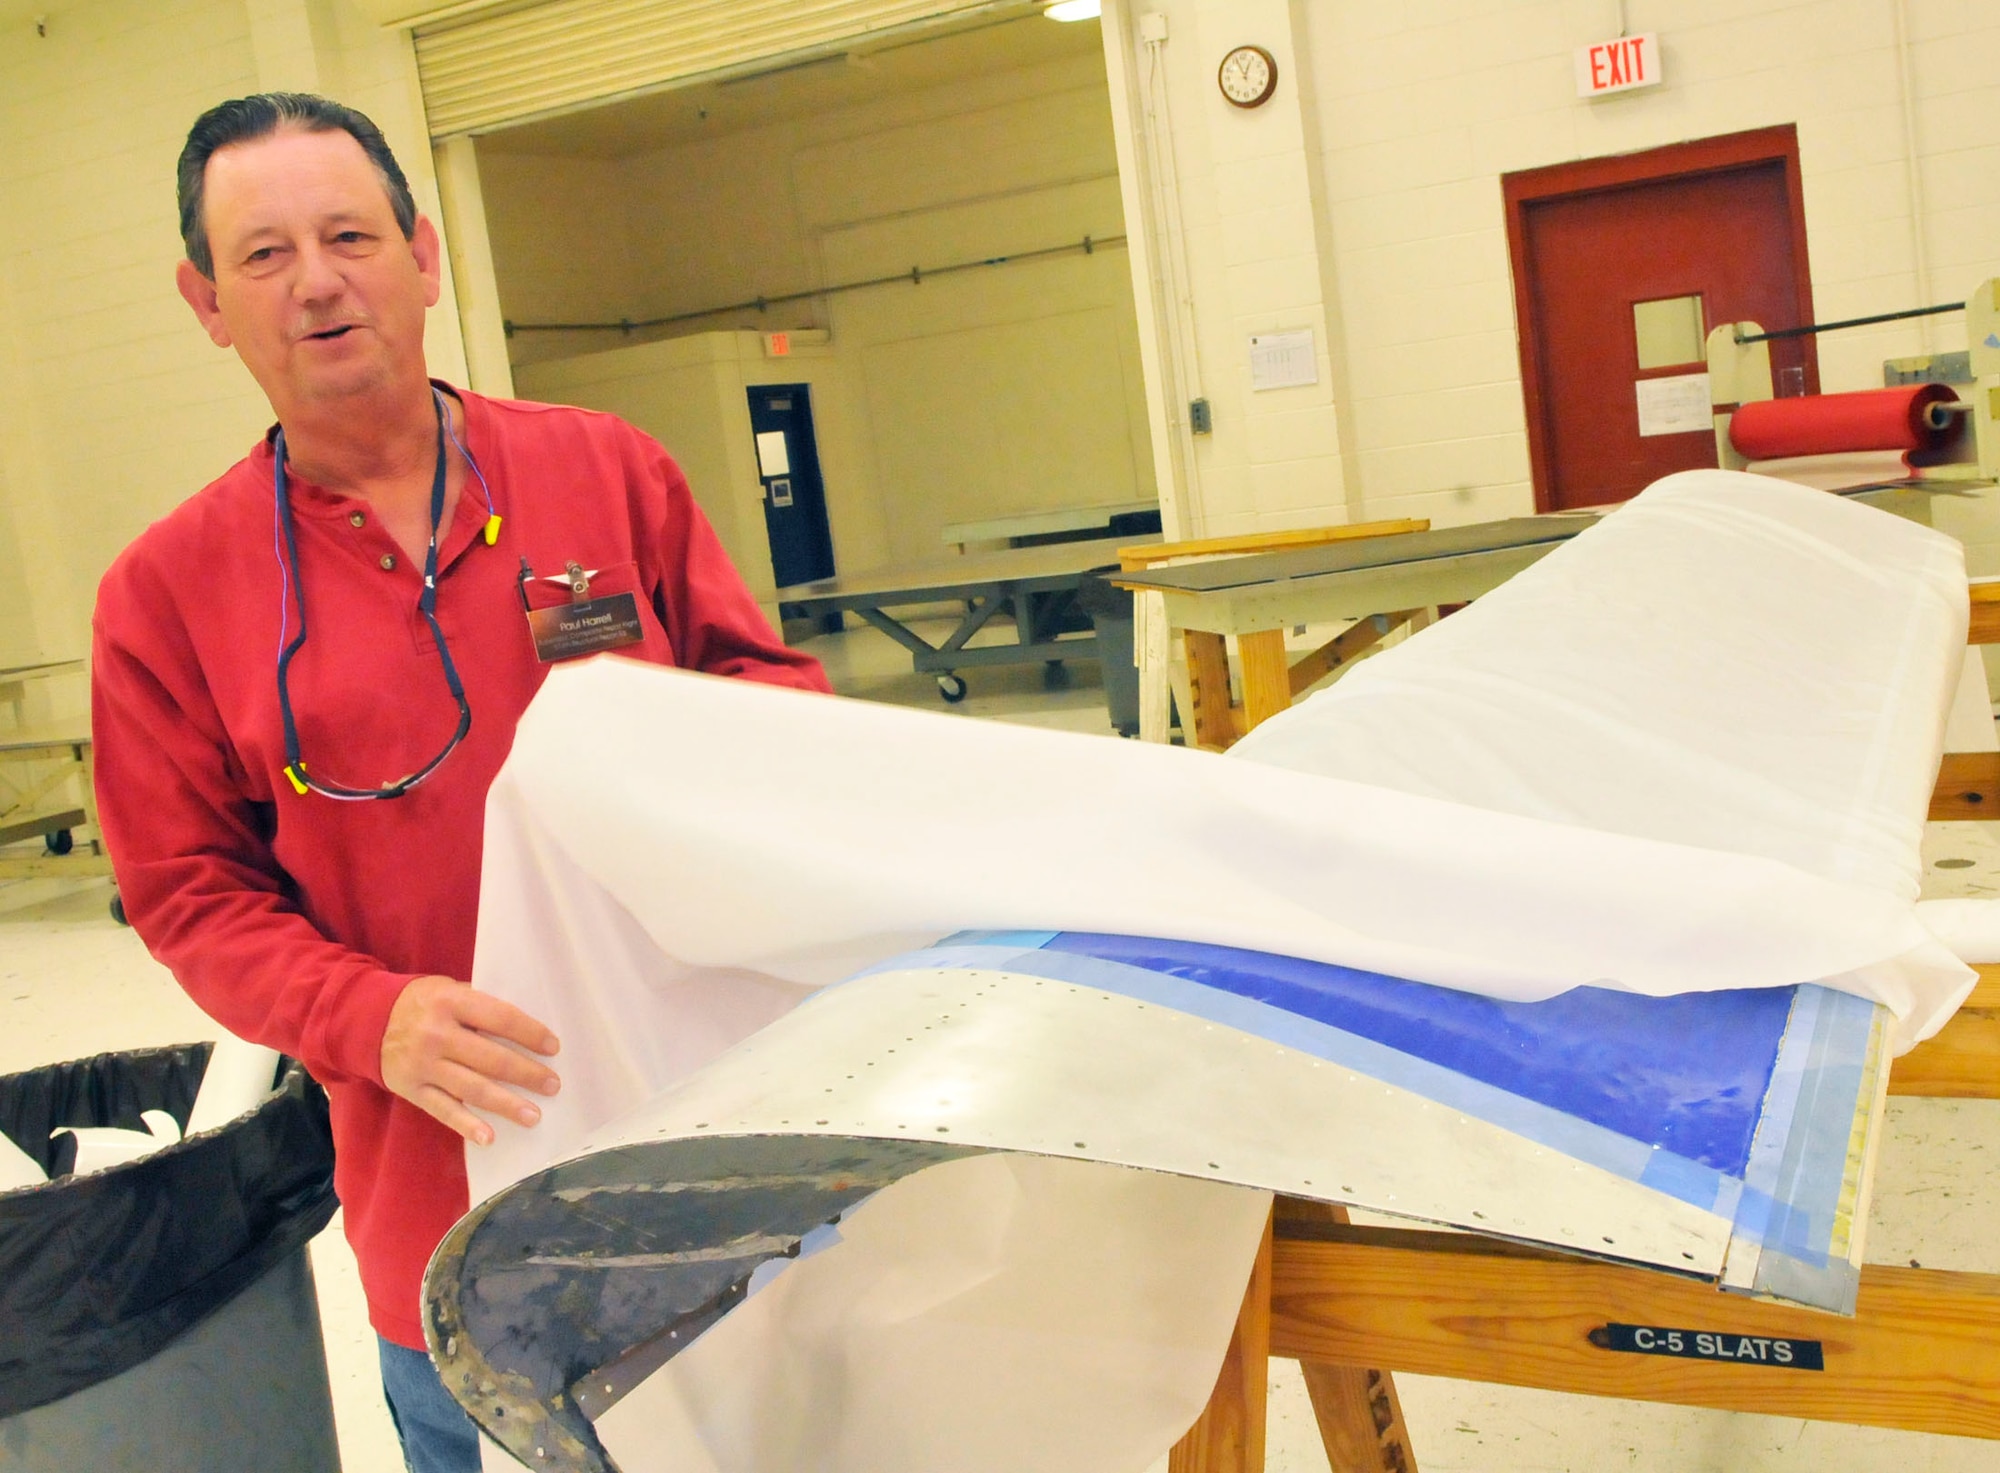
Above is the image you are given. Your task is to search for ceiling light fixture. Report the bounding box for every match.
[1044,0,1101,20]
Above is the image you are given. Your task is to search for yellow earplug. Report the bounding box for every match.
[484,514,502,546]
[285,764,310,796]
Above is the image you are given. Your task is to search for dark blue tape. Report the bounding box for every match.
[1030,932,1792,1175]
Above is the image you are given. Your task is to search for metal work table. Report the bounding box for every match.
[0,659,110,882]
[940,498,1160,552]
[1114,514,1603,748]
[779,535,1155,703]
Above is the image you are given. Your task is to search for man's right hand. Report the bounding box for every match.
[380,975,561,1146]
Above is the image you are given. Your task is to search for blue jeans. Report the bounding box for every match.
[379,1337,482,1473]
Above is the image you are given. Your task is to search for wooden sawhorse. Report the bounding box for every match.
[1115,517,1598,753]
[1115,520,1429,748]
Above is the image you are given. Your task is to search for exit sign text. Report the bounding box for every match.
[1575,33,1660,98]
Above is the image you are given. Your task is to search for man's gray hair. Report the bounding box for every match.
[177,92,417,278]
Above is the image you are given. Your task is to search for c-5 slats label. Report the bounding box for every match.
[1588,1323,1824,1370]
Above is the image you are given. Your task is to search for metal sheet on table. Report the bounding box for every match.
[778,535,1154,607]
[1113,514,1601,594]
[426,929,1882,1473]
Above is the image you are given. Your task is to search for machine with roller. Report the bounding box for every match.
[1707,276,2000,492]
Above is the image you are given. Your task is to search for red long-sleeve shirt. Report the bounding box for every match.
[92,387,829,1348]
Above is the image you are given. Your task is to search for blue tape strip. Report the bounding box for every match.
[1039,932,1791,1175]
[859,932,1872,1268]
[870,941,1739,1218]
[1733,985,1879,1273]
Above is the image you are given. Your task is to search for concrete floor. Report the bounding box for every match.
[4,617,1998,1471]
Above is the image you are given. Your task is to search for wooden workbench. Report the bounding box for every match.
[1164,582,2000,1472]
[1115,516,1601,750]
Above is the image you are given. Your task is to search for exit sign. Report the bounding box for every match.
[1576,33,1660,97]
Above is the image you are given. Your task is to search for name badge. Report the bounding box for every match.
[522,559,647,662]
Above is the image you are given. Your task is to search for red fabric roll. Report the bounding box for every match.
[1729,383,1960,460]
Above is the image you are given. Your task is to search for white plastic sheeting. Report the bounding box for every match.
[1234,471,1966,905]
[1916,898,2000,963]
[52,1109,181,1177]
[0,1127,46,1189]
[459,469,1976,1473]
[185,1035,283,1137]
[593,1153,1270,1473]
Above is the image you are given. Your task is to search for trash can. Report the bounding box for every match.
[1078,574,1141,737]
[0,1043,340,1471]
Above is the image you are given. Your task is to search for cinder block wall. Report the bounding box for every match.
[0,0,463,667]
[480,44,1154,575]
[1308,0,2000,532]
[1106,0,1998,538]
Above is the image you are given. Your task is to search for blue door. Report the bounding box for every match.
[748,385,835,591]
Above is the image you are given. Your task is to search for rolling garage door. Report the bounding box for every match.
[406,0,1005,138]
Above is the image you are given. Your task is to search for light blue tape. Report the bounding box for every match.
[871,943,1740,1219]
[942,930,1062,950]
[1732,985,1879,1273]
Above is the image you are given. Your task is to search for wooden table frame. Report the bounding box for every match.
[1166,582,2000,1471]
[1115,521,1431,749]
[1115,518,1596,752]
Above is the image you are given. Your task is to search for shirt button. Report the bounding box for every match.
[379,554,397,571]
[349,511,366,528]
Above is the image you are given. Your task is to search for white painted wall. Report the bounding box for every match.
[0,0,465,666]
[8,1,1998,659]
[1306,0,2000,530]
[480,44,1155,576]
[1102,0,2000,535]
[515,330,884,607]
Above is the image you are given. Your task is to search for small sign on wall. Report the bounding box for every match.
[1576,33,1660,98]
[1248,330,1318,391]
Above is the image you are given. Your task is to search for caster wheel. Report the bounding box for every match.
[1042,660,1070,690]
[45,828,74,856]
[937,674,967,704]
[110,893,129,926]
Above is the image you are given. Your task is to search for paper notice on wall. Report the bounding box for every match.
[1636,372,1713,436]
[1249,330,1318,391]
[755,431,791,478]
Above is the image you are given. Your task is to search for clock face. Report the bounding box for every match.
[1218,45,1277,108]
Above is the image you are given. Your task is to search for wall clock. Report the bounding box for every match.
[1218,44,1278,108]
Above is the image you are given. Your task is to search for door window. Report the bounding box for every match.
[1633,294,1706,370]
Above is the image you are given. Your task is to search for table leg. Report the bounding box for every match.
[1169,1205,1273,1473]
[1238,629,1292,733]
[1298,1364,1416,1472]
[1281,1200,1420,1473]
[1184,630,1239,751]
[1137,591,1176,743]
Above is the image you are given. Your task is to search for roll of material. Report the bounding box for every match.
[1729,383,1960,460]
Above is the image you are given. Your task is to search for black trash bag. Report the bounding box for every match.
[0,1043,337,1418]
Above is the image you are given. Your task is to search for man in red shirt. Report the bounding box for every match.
[91,93,829,1472]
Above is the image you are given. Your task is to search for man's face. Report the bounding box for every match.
[176,125,440,413]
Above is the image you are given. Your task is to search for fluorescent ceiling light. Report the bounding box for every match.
[1044,0,1101,20]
